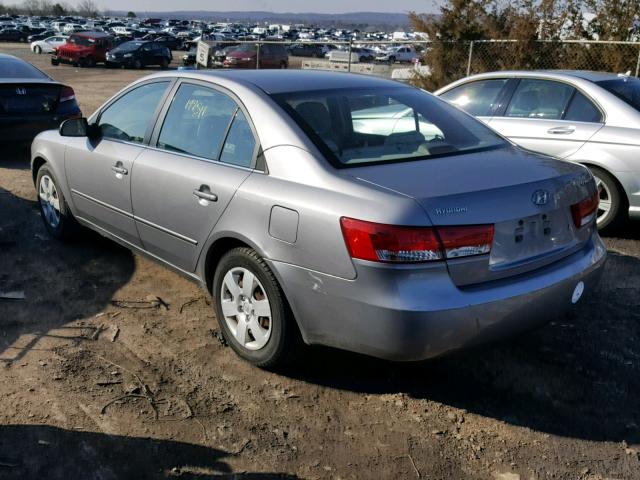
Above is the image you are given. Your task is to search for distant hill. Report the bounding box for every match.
[105,10,432,30]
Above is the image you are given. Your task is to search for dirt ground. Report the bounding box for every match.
[1,42,640,480]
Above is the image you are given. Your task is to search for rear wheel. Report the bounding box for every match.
[590,166,627,232]
[34,45,42,54]
[160,57,169,69]
[36,165,80,241]
[280,61,287,69]
[133,58,143,69]
[213,247,299,368]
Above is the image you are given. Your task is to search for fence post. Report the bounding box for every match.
[348,38,353,73]
[466,40,474,77]
[636,45,640,78]
[256,41,261,70]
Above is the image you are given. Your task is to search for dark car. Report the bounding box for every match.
[182,47,197,66]
[0,53,81,145]
[28,29,56,42]
[223,43,288,69]
[287,43,324,58]
[105,40,171,69]
[0,28,29,42]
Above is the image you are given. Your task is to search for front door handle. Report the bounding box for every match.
[547,126,575,135]
[193,186,218,203]
[111,163,128,176]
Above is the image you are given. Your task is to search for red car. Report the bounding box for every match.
[51,32,113,68]
[223,43,288,69]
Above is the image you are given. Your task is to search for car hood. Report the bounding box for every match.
[345,145,593,225]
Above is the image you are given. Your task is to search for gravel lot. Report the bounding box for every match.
[1,42,640,480]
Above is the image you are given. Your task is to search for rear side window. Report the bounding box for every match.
[98,81,169,143]
[220,109,256,168]
[157,83,237,160]
[0,57,48,79]
[439,79,508,116]
[597,77,640,112]
[564,91,602,123]
[505,79,573,119]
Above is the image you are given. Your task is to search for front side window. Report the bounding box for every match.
[439,79,508,116]
[157,83,237,160]
[273,87,506,167]
[98,81,169,143]
[505,79,573,119]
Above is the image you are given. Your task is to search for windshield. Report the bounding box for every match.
[68,35,94,46]
[272,87,507,167]
[597,77,640,112]
[0,57,48,79]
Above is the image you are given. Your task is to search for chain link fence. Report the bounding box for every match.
[192,39,640,90]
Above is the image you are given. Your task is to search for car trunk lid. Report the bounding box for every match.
[0,83,62,115]
[347,147,596,285]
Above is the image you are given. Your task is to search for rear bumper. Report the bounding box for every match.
[0,115,73,143]
[269,231,607,361]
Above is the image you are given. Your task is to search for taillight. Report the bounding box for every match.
[571,191,598,228]
[340,217,494,264]
[59,86,75,103]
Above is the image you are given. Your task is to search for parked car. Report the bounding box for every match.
[287,43,324,58]
[28,30,57,42]
[182,47,197,66]
[30,70,605,367]
[0,27,28,42]
[51,31,113,67]
[0,53,80,145]
[106,40,171,69]
[31,35,67,54]
[223,43,288,69]
[212,44,239,67]
[435,70,640,231]
[375,45,418,63]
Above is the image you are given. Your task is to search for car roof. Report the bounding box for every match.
[70,31,111,38]
[174,70,408,94]
[454,69,627,84]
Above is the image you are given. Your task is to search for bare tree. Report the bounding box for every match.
[76,0,99,17]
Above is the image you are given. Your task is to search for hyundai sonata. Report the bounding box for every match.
[31,70,606,367]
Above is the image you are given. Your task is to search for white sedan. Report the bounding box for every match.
[31,35,67,54]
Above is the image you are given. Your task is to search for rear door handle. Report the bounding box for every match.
[547,126,575,135]
[193,186,218,203]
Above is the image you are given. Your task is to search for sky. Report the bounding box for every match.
[74,0,438,14]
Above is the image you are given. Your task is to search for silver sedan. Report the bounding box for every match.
[31,70,606,367]
[435,70,640,232]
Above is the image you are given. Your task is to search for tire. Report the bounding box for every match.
[51,58,59,66]
[160,57,169,69]
[389,55,396,63]
[133,58,143,69]
[213,247,299,368]
[280,61,287,69]
[589,166,627,233]
[35,165,80,241]
[34,45,42,54]
[85,56,95,68]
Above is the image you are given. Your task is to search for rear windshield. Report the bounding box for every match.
[597,77,640,111]
[0,57,48,79]
[272,87,506,167]
[118,41,144,51]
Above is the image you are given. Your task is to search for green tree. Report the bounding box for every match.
[126,10,136,18]
[52,2,65,15]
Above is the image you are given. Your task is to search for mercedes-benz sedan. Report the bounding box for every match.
[31,71,606,367]
[435,70,640,232]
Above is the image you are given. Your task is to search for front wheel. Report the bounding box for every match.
[279,61,287,69]
[160,57,169,69]
[133,58,143,69]
[590,166,627,233]
[34,45,42,54]
[36,165,80,241]
[213,247,299,368]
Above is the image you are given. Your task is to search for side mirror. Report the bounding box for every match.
[59,117,88,137]
[59,117,101,139]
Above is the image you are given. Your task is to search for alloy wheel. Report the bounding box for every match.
[39,174,61,229]
[220,267,272,351]
[594,174,612,226]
